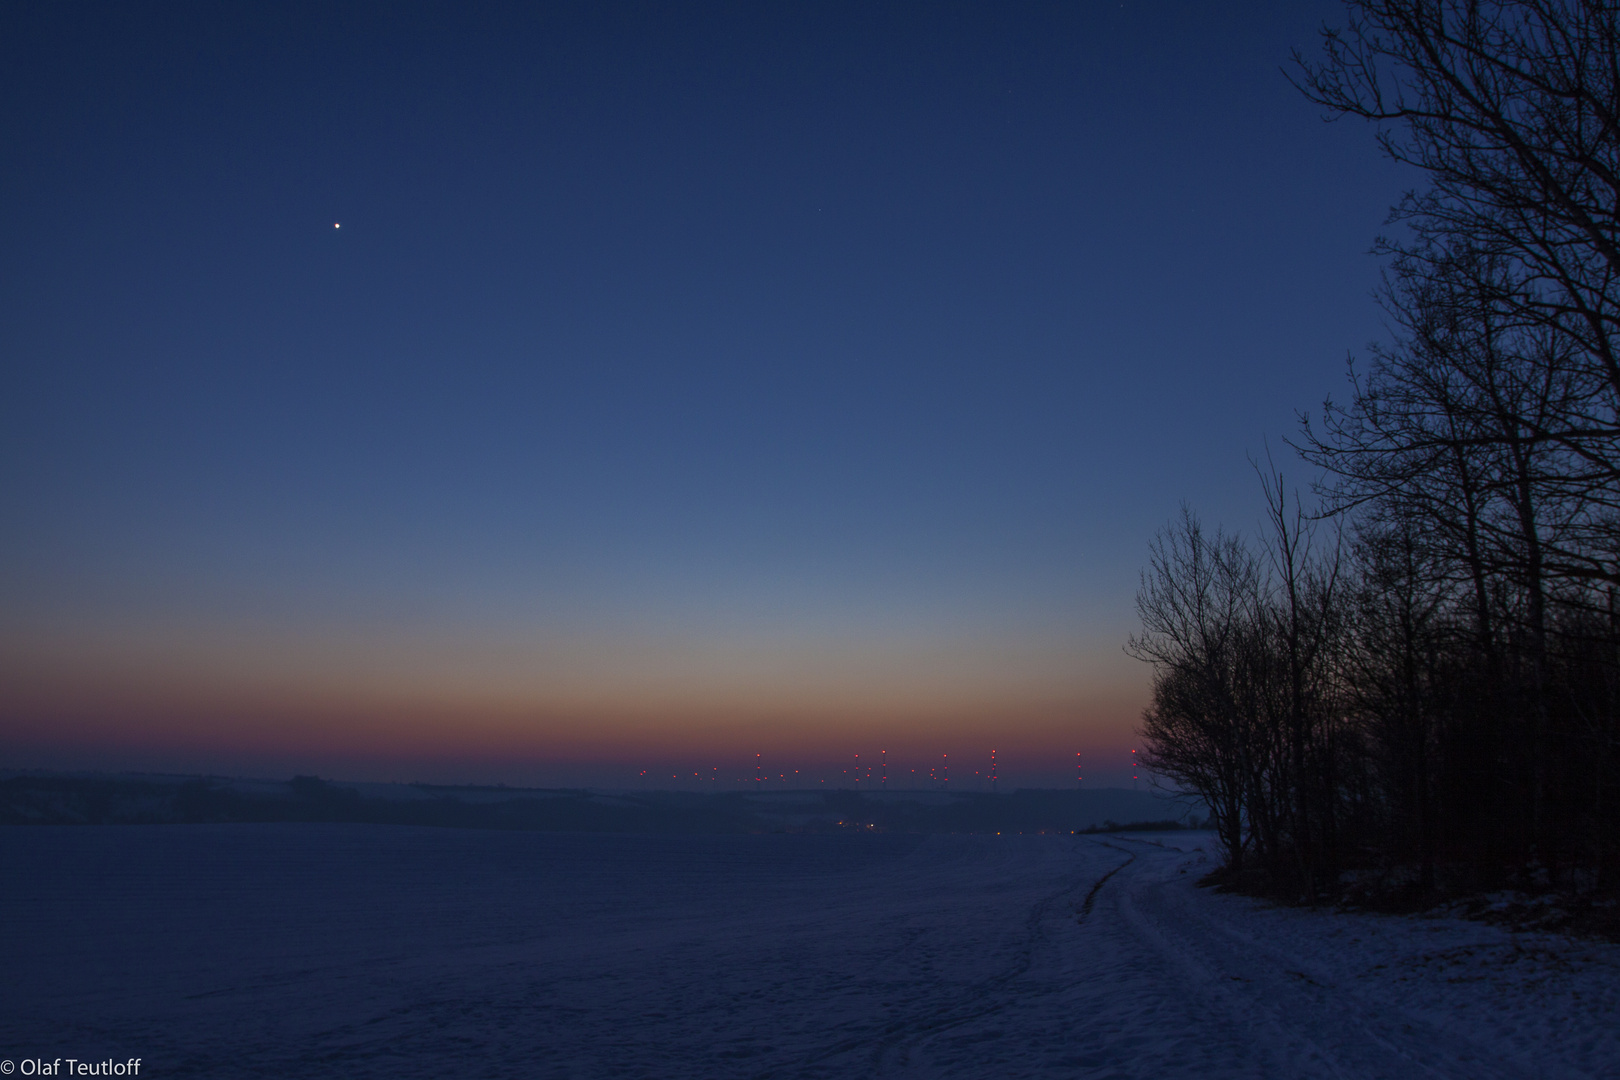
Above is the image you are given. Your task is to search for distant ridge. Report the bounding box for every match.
[0,771,1197,834]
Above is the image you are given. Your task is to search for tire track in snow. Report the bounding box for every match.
[774,840,1130,1077]
[1074,839,1135,923]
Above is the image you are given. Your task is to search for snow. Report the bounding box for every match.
[1,824,1616,1078]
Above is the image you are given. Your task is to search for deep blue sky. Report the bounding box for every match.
[1,1,1407,785]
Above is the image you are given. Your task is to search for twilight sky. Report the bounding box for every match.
[1,1,1406,788]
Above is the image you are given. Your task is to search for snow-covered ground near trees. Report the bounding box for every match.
[1,823,1616,1078]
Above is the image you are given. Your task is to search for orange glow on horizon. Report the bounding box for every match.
[0,617,1150,782]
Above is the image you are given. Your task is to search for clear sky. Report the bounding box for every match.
[1,1,1408,788]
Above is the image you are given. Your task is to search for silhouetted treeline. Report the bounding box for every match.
[1133,0,1620,902]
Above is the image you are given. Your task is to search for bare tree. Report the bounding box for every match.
[1129,509,1263,871]
[1294,0,1620,591]
[1256,461,1348,896]
[1345,518,1454,886]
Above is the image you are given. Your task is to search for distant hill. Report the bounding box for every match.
[0,772,1200,834]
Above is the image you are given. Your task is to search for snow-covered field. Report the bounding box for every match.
[1,824,1615,1078]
